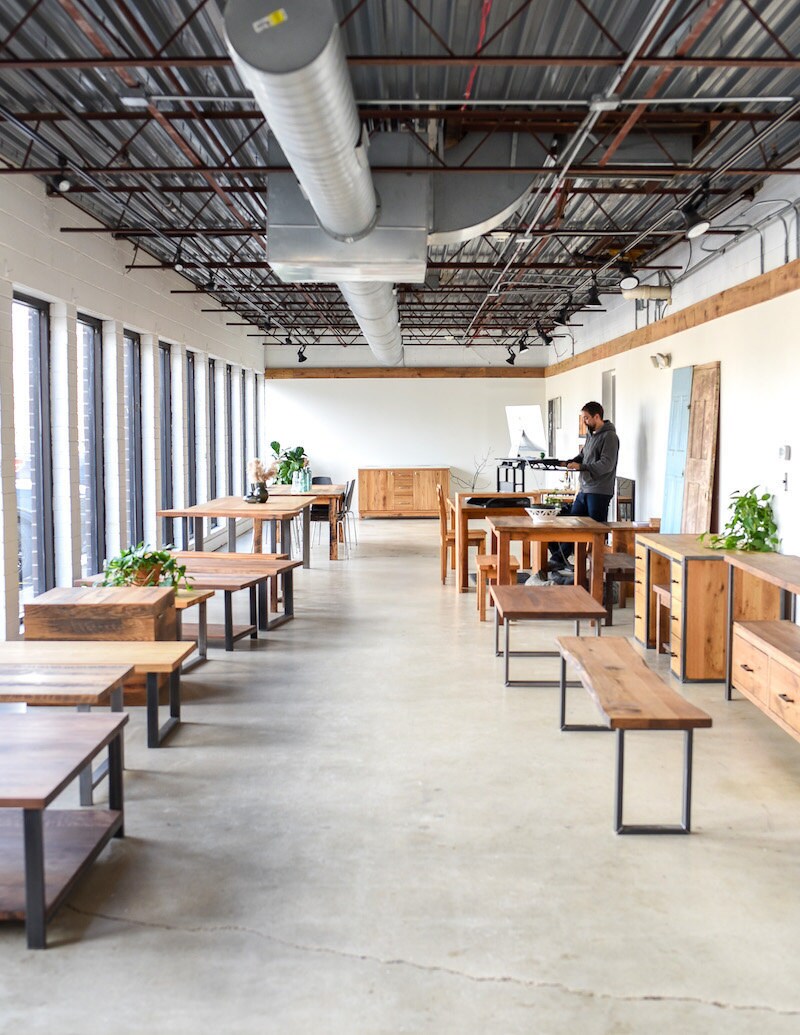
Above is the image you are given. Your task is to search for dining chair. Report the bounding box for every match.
[336,479,357,557]
[310,476,334,545]
[436,483,485,585]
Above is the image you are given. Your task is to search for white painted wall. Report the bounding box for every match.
[546,288,800,552]
[264,377,552,504]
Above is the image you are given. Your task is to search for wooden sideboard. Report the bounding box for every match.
[358,467,449,518]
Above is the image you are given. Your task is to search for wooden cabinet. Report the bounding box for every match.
[358,467,449,518]
[634,534,780,682]
[732,621,800,743]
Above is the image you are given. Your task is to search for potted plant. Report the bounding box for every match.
[701,487,780,552]
[100,542,190,587]
[270,441,309,485]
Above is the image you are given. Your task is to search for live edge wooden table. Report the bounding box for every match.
[454,491,575,592]
[0,711,128,949]
[487,515,607,606]
[158,496,313,567]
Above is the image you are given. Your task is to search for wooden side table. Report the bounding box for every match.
[0,711,128,949]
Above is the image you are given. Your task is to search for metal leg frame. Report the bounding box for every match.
[78,686,124,805]
[224,591,234,651]
[559,657,609,732]
[146,670,181,748]
[23,810,46,950]
[266,570,294,630]
[615,728,694,835]
[498,613,597,688]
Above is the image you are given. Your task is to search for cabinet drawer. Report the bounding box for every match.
[670,562,683,602]
[731,634,769,702]
[769,661,800,735]
[670,632,682,675]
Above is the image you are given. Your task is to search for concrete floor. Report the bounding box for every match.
[2,518,800,1033]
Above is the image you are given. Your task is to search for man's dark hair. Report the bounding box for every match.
[582,401,604,419]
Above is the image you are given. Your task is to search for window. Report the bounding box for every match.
[240,369,248,494]
[186,352,197,507]
[123,330,144,546]
[225,363,234,496]
[254,373,261,459]
[159,342,173,543]
[12,294,54,610]
[76,314,105,576]
[208,358,218,527]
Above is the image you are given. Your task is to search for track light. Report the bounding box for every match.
[616,261,639,291]
[54,153,71,193]
[536,322,554,347]
[518,332,529,353]
[556,294,573,325]
[505,346,516,366]
[173,246,184,273]
[584,276,603,309]
[297,344,307,364]
[683,201,710,240]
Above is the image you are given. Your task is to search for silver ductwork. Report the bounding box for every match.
[224,0,404,365]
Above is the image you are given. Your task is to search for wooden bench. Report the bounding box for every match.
[0,640,194,749]
[489,585,608,687]
[556,637,713,834]
[174,552,300,634]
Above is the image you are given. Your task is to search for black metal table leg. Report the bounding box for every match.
[108,729,125,837]
[224,591,234,651]
[227,517,236,551]
[266,570,294,629]
[146,671,160,748]
[258,580,268,631]
[23,810,46,950]
[615,728,694,835]
[249,585,258,638]
[725,565,735,701]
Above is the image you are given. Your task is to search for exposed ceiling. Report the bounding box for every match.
[0,0,798,359]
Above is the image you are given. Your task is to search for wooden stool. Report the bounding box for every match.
[652,583,671,654]
[476,554,520,622]
[603,552,635,626]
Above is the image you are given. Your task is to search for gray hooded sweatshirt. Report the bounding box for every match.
[569,420,619,496]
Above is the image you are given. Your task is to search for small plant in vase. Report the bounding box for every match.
[245,457,277,503]
[701,486,780,552]
[100,542,190,588]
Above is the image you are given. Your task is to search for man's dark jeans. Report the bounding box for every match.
[550,491,613,568]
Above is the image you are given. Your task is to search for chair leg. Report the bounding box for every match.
[478,570,487,621]
[441,540,448,584]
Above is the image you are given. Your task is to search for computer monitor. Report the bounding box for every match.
[506,405,547,457]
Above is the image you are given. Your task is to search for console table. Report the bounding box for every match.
[358,467,449,518]
[0,711,127,948]
[726,553,800,743]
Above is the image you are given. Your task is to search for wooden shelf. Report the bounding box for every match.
[0,809,122,922]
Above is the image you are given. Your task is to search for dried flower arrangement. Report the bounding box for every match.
[247,457,278,484]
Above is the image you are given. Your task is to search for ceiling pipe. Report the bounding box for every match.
[224,0,403,366]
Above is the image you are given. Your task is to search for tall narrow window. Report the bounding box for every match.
[186,352,197,507]
[225,363,233,496]
[77,314,105,575]
[240,370,248,493]
[254,373,261,459]
[12,294,54,611]
[208,358,218,527]
[159,342,173,543]
[123,330,144,546]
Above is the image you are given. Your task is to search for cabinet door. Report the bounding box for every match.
[769,660,800,736]
[413,469,446,512]
[731,632,769,703]
[634,547,647,644]
[358,469,389,515]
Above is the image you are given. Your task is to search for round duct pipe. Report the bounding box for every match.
[620,285,673,302]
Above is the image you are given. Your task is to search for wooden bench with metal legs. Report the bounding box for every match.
[556,636,713,834]
[489,584,608,687]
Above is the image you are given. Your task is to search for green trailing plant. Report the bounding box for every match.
[100,542,190,588]
[270,440,308,485]
[701,487,780,552]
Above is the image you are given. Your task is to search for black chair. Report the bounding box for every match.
[310,476,334,543]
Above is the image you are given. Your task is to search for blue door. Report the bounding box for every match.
[661,366,693,534]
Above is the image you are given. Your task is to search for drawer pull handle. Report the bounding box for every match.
[671,579,680,585]
[634,579,643,585]
[740,664,754,673]
[671,615,679,622]
[778,692,795,704]
[670,651,679,658]
[634,613,642,619]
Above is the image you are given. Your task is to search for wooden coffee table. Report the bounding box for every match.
[0,711,128,949]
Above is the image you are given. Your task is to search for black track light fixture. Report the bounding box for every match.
[518,332,529,353]
[505,345,516,366]
[54,152,71,193]
[616,260,639,291]
[584,276,602,309]
[173,245,184,273]
[536,321,554,347]
[683,187,711,239]
[297,344,307,364]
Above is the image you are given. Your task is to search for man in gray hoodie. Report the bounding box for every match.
[548,400,619,576]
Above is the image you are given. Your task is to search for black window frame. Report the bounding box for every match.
[225,363,233,496]
[186,351,197,507]
[76,312,106,575]
[123,329,144,546]
[240,369,248,493]
[13,292,55,607]
[159,341,174,543]
[208,358,218,525]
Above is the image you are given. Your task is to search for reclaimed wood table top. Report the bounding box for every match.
[487,515,608,534]
[0,664,134,705]
[158,495,312,520]
[0,712,129,809]
[556,637,713,730]
[0,640,194,674]
[490,585,608,620]
[73,580,213,611]
[725,551,800,594]
[25,586,175,613]
[267,485,346,499]
[634,533,729,561]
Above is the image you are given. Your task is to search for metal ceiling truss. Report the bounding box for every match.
[0,0,797,348]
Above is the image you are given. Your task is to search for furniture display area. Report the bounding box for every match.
[0,711,127,948]
[726,553,800,743]
[358,467,450,518]
[634,533,781,682]
[556,637,713,834]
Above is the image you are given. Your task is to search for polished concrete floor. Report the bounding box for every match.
[2,519,800,1033]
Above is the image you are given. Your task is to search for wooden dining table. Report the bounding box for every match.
[267,484,347,560]
[487,514,608,605]
[158,496,313,567]
[454,490,575,592]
